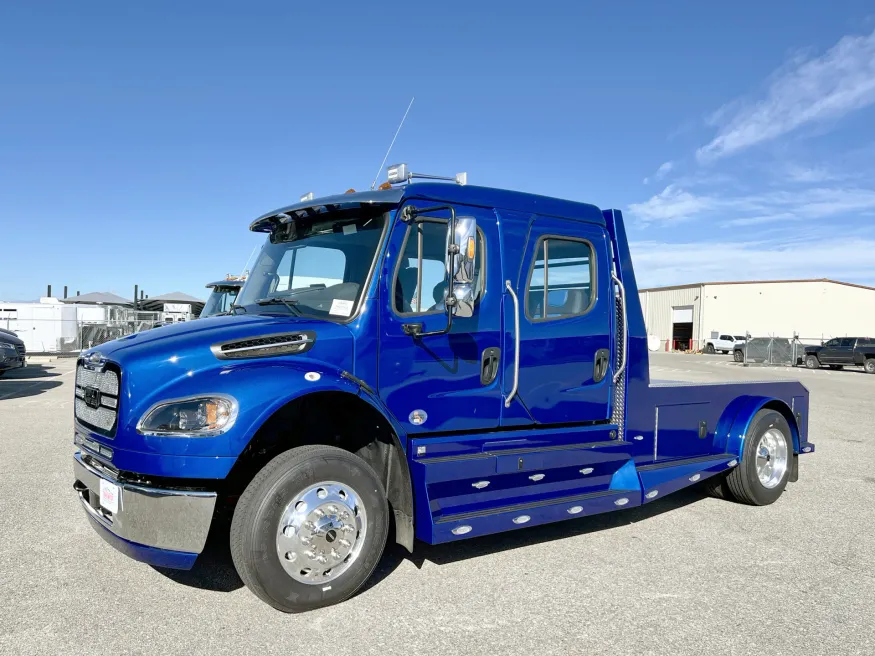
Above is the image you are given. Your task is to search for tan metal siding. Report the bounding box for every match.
[638,285,703,347]
[701,281,875,339]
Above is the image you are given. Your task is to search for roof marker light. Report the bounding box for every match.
[300,192,314,202]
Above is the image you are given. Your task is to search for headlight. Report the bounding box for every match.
[0,342,16,350]
[137,395,238,436]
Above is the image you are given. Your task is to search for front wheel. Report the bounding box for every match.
[805,355,820,369]
[230,445,389,612]
[733,350,744,362]
[725,410,792,505]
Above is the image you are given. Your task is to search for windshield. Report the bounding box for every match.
[201,286,240,318]
[236,209,388,320]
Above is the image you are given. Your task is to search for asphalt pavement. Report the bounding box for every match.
[1,353,872,655]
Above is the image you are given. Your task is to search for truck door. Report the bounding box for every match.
[508,216,614,425]
[819,338,841,363]
[835,338,856,364]
[377,203,503,435]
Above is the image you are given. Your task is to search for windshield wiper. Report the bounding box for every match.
[255,297,302,315]
[229,304,247,315]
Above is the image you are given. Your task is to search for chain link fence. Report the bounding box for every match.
[733,335,814,367]
[2,311,165,354]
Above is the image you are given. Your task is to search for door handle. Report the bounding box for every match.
[481,347,501,385]
[593,348,610,383]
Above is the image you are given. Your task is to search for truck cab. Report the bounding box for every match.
[200,278,245,318]
[72,170,815,612]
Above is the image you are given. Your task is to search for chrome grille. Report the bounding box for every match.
[15,344,25,356]
[75,364,120,435]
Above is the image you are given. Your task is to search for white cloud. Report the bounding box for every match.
[627,185,715,224]
[697,28,875,162]
[628,184,875,226]
[644,161,675,184]
[631,237,875,287]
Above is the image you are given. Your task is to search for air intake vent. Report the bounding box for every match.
[210,331,316,360]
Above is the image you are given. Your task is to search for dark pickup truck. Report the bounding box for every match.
[804,337,875,373]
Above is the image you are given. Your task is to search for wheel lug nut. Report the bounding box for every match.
[327,505,338,514]
[300,536,311,545]
[315,555,327,564]
[313,509,324,518]
[342,525,355,533]
[338,538,351,548]
[304,550,316,559]
[330,549,340,560]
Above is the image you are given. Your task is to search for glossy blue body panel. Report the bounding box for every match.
[86,513,198,569]
[74,184,812,562]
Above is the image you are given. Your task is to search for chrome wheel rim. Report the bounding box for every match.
[275,481,367,585]
[755,428,788,489]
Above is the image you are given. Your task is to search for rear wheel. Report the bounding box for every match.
[705,343,715,354]
[805,355,820,369]
[230,445,389,612]
[725,410,792,506]
[864,358,875,374]
[733,350,744,362]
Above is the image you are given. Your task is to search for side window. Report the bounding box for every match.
[393,219,484,315]
[526,237,594,320]
[825,338,839,347]
[840,338,855,347]
[720,334,731,341]
[274,246,346,293]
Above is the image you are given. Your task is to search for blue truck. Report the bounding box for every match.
[200,277,245,318]
[72,168,815,612]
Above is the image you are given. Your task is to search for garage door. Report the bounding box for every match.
[672,306,693,322]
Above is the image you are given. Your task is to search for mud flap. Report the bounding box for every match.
[790,453,799,483]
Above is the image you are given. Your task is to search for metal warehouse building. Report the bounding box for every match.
[638,278,875,351]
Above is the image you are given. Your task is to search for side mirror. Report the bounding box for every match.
[446,216,476,318]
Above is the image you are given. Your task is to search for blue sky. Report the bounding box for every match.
[2,1,875,301]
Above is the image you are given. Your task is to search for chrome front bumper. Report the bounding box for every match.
[73,452,217,554]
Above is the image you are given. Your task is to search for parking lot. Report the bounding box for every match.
[1,352,873,656]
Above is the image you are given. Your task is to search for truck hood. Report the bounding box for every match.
[83,314,354,371]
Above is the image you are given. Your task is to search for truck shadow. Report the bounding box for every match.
[153,487,708,596]
[361,486,709,594]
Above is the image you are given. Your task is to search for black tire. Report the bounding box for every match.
[725,410,792,506]
[230,445,389,612]
[733,350,744,362]
[704,474,731,499]
[705,343,715,354]
[864,358,875,374]
[805,355,820,369]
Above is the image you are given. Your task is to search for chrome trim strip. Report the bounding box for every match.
[221,336,313,354]
[611,272,627,384]
[209,331,316,360]
[654,406,659,461]
[73,452,216,553]
[504,280,520,408]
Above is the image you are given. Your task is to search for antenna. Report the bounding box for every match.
[370,97,415,190]
[240,243,260,279]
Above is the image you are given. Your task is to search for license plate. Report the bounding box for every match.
[99,479,120,514]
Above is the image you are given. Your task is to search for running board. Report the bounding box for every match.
[430,487,641,544]
[637,453,738,502]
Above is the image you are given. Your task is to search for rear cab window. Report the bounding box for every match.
[525,237,595,321]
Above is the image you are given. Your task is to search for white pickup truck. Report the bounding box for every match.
[704,333,746,354]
